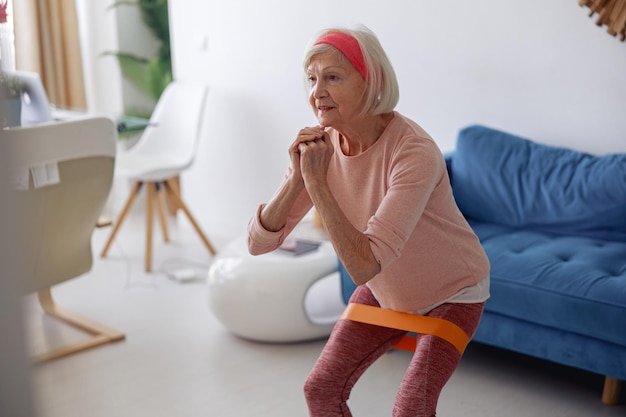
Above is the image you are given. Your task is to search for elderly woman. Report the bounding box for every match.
[247,25,490,417]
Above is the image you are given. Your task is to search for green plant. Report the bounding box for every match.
[105,0,172,110]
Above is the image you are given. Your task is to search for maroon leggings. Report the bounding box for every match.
[303,285,485,417]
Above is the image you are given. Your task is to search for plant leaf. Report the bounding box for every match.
[102,51,152,96]
[146,59,172,100]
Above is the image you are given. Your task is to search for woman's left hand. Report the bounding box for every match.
[298,129,334,188]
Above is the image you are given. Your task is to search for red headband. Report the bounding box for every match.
[314,32,367,79]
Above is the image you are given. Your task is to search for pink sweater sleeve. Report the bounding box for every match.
[247,186,314,255]
[366,139,445,269]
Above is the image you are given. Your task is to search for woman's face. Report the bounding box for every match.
[307,49,366,129]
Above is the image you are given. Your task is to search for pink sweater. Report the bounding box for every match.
[248,112,490,312]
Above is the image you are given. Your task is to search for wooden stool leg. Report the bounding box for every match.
[164,178,217,255]
[145,182,155,272]
[602,376,621,405]
[100,181,143,258]
[155,182,170,242]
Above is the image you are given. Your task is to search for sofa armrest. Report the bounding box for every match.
[338,261,358,305]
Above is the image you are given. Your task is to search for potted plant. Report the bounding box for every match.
[0,70,22,127]
[105,0,172,117]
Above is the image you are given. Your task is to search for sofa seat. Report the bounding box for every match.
[471,220,626,348]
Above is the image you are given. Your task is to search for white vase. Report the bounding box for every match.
[1,95,21,127]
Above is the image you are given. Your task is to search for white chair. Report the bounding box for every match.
[2,116,126,362]
[100,81,217,271]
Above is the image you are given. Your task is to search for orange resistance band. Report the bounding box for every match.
[340,303,470,354]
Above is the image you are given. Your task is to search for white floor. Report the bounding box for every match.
[25,211,625,417]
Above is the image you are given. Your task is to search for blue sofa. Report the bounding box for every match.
[340,125,626,404]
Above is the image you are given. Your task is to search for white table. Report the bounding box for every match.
[206,232,343,343]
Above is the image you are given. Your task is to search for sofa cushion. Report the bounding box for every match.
[470,219,626,348]
[450,125,626,241]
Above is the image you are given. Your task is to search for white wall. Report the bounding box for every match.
[169,0,626,242]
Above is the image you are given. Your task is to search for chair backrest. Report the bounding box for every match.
[129,81,209,169]
[2,117,117,293]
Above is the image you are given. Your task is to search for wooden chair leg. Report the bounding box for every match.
[165,175,182,215]
[100,181,143,258]
[145,182,155,272]
[164,178,217,255]
[35,289,125,363]
[602,376,622,405]
[155,182,170,242]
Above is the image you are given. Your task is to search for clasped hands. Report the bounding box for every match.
[289,126,334,188]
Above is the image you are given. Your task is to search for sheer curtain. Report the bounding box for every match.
[13,0,86,109]
[1,0,15,71]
